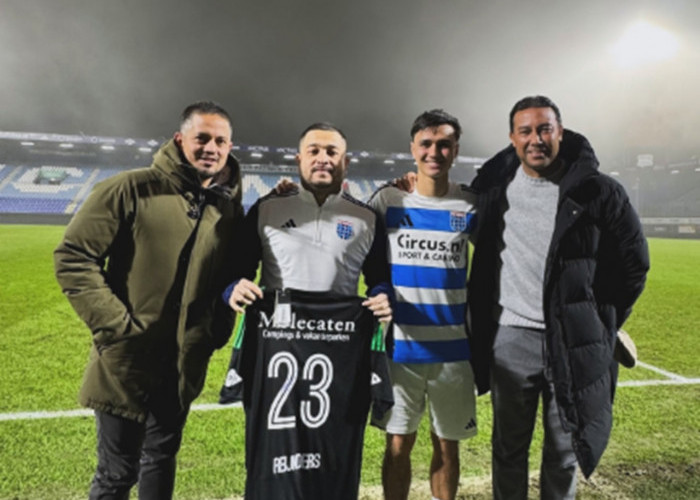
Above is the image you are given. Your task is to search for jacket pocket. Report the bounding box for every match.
[95,313,145,352]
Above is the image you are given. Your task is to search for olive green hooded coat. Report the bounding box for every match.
[54,139,243,422]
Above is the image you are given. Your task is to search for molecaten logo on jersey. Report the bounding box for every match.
[336,220,354,240]
[258,311,356,342]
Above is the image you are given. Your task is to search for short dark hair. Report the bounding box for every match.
[180,101,233,134]
[299,122,347,142]
[410,109,461,141]
[509,96,562,132]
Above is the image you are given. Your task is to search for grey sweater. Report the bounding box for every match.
[497,166,561,329]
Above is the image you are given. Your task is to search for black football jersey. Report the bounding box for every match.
[220,289,393,500]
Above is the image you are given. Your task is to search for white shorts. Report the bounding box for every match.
[374,359,477,441]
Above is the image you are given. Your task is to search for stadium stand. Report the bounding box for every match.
[0,165,15,183]
[0,165,125,215]
[0,168,381,216]
[0,132,449,219]
[1,131,697,238]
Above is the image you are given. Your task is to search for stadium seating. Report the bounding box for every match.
[0,165,125,214]
[0,165,381,216]
[2,157,696,224]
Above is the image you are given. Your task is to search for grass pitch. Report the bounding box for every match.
[0,225,698,499]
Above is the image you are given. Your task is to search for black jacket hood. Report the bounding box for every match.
[474,129,599,193]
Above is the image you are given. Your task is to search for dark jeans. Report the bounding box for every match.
[491,325,577,500]
[88,382,189,500]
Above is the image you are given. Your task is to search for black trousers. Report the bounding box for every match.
[88,381,189,500]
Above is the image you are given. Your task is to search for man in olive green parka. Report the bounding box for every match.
[54,101,244,500]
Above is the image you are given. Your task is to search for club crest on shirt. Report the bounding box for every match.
[449,211,467,232]
[336,220,354,240]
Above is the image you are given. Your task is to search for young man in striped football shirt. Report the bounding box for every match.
[369,109,478,500]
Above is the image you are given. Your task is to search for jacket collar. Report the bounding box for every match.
[298,184,343,207]
[476,129,599,194]
[151,139,242,202]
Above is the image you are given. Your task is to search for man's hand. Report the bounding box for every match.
[362,293,392,324]
[274,177,298,194]
[392,171,417,192]
[228,278,263,313]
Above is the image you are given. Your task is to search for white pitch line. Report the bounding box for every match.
[0,408,93,421]
[0,402,241,422]
[635,360,689,381]
[619,378,700,387]
[1,361,698,423]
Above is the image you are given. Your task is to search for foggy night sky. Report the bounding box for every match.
[1,0,699,168]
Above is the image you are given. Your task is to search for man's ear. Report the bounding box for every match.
[409,140,417,160]
[174,131,183,147]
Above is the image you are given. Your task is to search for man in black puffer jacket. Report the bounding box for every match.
[468,95,649,499]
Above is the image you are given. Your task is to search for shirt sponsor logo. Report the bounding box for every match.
[397,233,465,252]
[259,312,356,333]
[258,311,356,342]
[336,220,354,240]
[396,233,466,262]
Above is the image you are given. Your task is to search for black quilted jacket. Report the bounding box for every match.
[467,129,649,477]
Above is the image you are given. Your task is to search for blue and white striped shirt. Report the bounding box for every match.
[369,183,477,363]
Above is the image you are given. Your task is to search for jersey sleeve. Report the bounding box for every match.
[362,208,392,299]
[219,313,248,404]
[367,186,388,215]
[369,323,394,421]
[459,183,480,245]
[222,200,264,303]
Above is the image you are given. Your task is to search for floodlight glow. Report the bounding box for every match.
[350,158,359,163]
[250,152,263,158]
[138,147,152,153]
[611,20,679,68]
[101,145,115,151]
[59,143,74,149]
[283,154,295,160]
[383,159,395,164]
[20,141,34,146]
